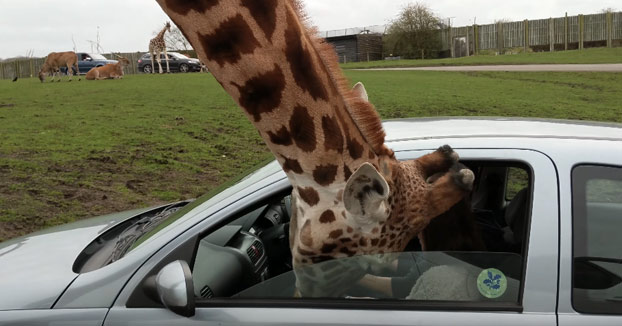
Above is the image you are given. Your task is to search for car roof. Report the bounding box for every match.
[383,117,622,143]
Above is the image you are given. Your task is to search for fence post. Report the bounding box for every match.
[497,22,503,54]
[549,17,555,52]
[0,62,3,79]
[607,12,612,48]
[473,24,479,55]
[579,14,584,50]
[449,26,454,58]
[564,13,568,51]
[466,26,470,56]
[524,20,529,53]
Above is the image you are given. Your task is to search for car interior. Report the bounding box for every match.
[188,160,532,302]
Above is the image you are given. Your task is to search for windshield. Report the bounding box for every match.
[129,158,280,250]
[88,53,107,60]
[171,53,189,59]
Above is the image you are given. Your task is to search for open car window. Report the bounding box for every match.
[235,251,521,303]
[189,160,532,310]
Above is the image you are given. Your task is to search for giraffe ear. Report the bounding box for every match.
[344,163,390,226]
[352,82,369,102]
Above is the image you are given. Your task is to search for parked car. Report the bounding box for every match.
[137,52,202,73]
[60,53,118,75]
[1,118,622,325]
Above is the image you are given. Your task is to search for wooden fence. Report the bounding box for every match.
[441,11,622,57]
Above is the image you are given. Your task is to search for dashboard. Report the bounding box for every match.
[192,196,292,298]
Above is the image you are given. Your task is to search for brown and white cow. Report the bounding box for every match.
[38,51,80,82]
[85,56,130,80]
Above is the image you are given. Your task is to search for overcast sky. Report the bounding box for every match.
[0,0,618,59]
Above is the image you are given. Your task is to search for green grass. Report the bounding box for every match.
[1,70,621,241]
[342,47,622,69]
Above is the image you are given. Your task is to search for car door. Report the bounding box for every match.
[556,142,622,325]
[163,54,178,71]
[104,148,558,326]
[79,54,96,74]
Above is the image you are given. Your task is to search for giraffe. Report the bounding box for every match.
[149,22,171,74]
[156,0,474,296]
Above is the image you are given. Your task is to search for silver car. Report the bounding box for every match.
[1,118,621,325]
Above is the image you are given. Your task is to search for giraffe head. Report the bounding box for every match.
[287,82,474,265]
[165,21,171,32]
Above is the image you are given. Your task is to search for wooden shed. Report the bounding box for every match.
[325,33,384,63]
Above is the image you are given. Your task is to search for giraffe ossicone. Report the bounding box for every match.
[156,0,474,296]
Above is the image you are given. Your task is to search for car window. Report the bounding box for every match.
[506,167,529,200]
[190,160,532,309]
[572,165,622,315]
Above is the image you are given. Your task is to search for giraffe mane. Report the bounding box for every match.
[288,0,394,158]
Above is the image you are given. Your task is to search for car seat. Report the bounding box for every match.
[502,187,529,252]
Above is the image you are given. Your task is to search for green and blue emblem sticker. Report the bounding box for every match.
[477,268,507,299]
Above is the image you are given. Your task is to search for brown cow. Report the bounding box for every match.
[38,51,80,82]
[85,56,130,80]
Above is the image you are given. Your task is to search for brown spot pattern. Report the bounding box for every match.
[329,229,343,239]
[199,14,260,67]
[284,10,328,101]
[321,243,338,254]
[289,105,316,152]
[233,65,285,122]
[268,126,292,146]
[319,210,336,223]
[240,0,278,40]
[347,137,364,160]
[164,0,219,15]
[298,187,320,206]
[344,165,353,181]
[283,157,303,174]
[322,116,344,153]
[340,247,357,256]
[313,164,338,186]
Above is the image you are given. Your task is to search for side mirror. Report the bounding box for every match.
[145,260,195,317]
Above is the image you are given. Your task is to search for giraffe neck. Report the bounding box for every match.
[157,0,392,188]
[156,27,167,41]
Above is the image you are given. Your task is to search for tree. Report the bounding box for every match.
[384,2,442,59]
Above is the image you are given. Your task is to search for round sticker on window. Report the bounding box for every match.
[477,268,507,299]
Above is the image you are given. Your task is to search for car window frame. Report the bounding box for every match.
[190,154,539,312]
[115,147,559,318]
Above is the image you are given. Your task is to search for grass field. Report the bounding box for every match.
[1,70,622,241]
[342,47,622,69]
